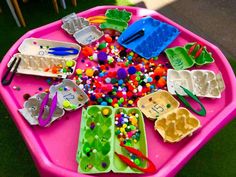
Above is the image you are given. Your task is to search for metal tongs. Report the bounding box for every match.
[1,57,21,86]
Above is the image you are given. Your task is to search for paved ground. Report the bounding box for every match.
[131,0,236,60]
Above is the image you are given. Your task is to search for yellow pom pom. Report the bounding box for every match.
[63,100,71,108]
[76,68,83,75]
[66,60,75,67]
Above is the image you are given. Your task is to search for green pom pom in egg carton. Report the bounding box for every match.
[76,106,148,174]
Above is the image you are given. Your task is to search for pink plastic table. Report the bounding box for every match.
[0,6,236,177]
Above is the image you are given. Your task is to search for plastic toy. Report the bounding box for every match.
[118,16,180,59]
[1,57,21,86]
[19,79,88,126]
[137,90,201,143]
[73,26,104,46]
[167,69,225,98]
[165,42,214,70]
[76,106,151,173]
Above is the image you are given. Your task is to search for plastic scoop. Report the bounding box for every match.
[115,142,157,173]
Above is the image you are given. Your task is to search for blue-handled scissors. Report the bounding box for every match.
[48,47,79,56]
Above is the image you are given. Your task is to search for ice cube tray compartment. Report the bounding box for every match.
[76,106,148,174]
[118,16,180,59]
[8,53,76,78]
[154,108,201,143]
[18,38,81,60]
[167,69,225,98]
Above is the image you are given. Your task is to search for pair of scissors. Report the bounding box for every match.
[48,47,79,56]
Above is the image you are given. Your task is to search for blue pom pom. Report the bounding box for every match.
[128,66,136,75]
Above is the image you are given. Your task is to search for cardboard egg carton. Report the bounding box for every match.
[8,53,76,78]
[137,90,201,143]
[19,79,89,126]
[167,69,225,98]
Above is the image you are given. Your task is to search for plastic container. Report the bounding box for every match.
[76,106,147,174]
[165,43,214,70]
[118,16,180,59]
[167,69,225,98]
[0,6,236,177]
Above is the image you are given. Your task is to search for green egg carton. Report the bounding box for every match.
[100,9,132,32]
[165,42,214,70]
[76,106,147,174]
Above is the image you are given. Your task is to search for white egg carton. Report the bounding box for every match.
[8,53,76,78]
[18,38,81,60]
[167,69,225,98]
[73,25,104,46]
[61,14,89,35]
[19,92,65,126]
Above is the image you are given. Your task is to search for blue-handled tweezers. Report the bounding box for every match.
[48,47,79,56]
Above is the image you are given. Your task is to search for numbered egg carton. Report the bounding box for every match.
[137,90,201,143]
[76,106,147,174]
[118,16,180,59]
[49,79,89,111]
[8,53,76,78]
[19,92,65,126]
[167,69,225,98]
[18,38,81,60]
[61,13,90,35]
[19,79,89,126]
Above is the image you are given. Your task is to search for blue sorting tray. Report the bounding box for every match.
[118,16,180,59]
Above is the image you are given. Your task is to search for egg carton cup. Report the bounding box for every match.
[118,16,180,59]
[18,38,81,60]
[8,53,76,78]
[61,16,89,35]
[137,90,201,143]
[165,43,214,70]
[154,107,201,143]
[19,92,65,126]
[167,69,225,98]
[76,106,147,174]
[73,25,104,46]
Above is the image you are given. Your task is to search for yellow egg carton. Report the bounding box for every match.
[137,90,201,143]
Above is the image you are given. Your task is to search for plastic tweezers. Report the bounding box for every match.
[48,47,79,56]
[1,57,21,86]
[175,86,206,116]
[115,142,157,173]
[38,92,58,127]
[122,29,145,44]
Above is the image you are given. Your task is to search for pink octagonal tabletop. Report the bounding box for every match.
[0,6,236,177]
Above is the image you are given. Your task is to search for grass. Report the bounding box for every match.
[0,0,235,177]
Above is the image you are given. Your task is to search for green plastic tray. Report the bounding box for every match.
[76,106,147,174]
[165,43,214,70]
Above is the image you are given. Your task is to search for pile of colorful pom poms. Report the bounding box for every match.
[73,38,169,107]
[115,109,140,144]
